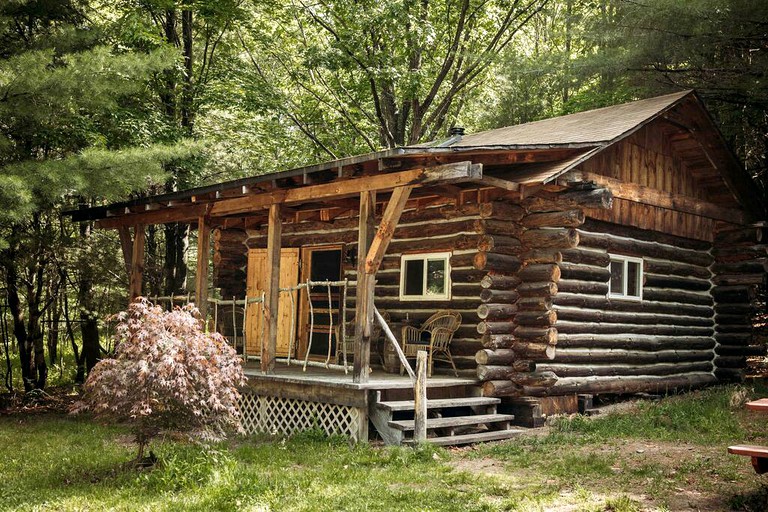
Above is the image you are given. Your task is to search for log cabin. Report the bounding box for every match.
[69,90,767,443]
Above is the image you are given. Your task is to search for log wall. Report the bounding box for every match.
[535,218,720,395]
[711,224,768,381]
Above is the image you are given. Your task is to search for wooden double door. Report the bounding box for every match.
[245,245,343,360]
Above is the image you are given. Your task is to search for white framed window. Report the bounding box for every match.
[608,254,643,300]
[399,252,451,301]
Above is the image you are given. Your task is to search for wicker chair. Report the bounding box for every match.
[400,310,462,377]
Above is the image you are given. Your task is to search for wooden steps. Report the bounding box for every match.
[369,386,522,446]
[404,429,525,447]
[377,397,501,413]
[389,413,515,431]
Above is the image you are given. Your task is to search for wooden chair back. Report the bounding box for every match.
[421,310,462,334]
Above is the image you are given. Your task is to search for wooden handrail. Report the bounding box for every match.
[374,306,416,382]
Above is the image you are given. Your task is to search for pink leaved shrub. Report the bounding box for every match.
[75,299,246,457]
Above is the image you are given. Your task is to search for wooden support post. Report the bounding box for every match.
[129,224,145,302]
[414,350,428,444]
[262,204,282,374]
[354,191,376,383]
[195,215,211,322]
[117,226,133,278]
[365,186,414,275]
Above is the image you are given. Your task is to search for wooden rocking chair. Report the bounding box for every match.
[400,310,462,377]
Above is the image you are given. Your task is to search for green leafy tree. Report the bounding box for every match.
[0,0,199,390]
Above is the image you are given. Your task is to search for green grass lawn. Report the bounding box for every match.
[1,384,767,511]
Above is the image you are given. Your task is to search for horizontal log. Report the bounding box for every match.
[559,262,610,282]
[711,285,757,303]
[518,263,561,282]
[553,348,713,364]
[517,281,558,297]
[524,188,612,212]
[715,345,766,357]
[510,341,556,360]
[644,259,712,280]
[475,349,517,365]
[517,296,553,312]
[554,307,714,327]
[476,219,525,238]
[477,321,515,335]
[581,219,711,251]
[479,289,519,304]
[474,252,522,273]
[450,253,477,268]
[578,231,714,267]
[520,249,563,264]
[712,259,768,275]
[556,333,716,351]
[560,248,611,267]
[553,293,713,317]
[513,326,557,345]
[714,367,744,382]
[715,324,752,334]
[714,332,753,345]
[521,228,579,250]
[712,274,765,286]
[479,201,526,221]
[482,380,523,397]
[714,303,753,315]
[514,309,557,327]
[450,268,490,284]
[538,361,714,378]
[477,303,518,320]
[477,363,537,380]
[481,334,516,349]
[713,245,768,263]
[557,279,608,296]
[714,356,747,369]
[715,313,751,325]
[644,273,711,292]
[509,371,558,387]
[522,373,717,396]
[522,210,585,228]
[714,227,764,245]
[477,235,522,254]
[643,288,713,306]
[556,321,713,336]
[480,274,521,290]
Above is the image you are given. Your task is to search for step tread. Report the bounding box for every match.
[389,413,515,431]
[406,429,525,446]
[376,397,500,412]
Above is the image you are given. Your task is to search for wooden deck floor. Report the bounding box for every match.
[242,362,477,390]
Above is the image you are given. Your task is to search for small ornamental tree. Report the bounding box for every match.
[75,299,246,462]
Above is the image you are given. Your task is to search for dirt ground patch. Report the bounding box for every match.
[452,417,768,511]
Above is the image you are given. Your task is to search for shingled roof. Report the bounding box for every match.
[434,90,692,148]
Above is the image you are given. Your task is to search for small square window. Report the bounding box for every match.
[608,255,643,300]
[399,252,451,301]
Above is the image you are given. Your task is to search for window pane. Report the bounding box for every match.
[626,261,640,297]
[426,259,446,295]
[610,260,624,295]
[404,259,424,296]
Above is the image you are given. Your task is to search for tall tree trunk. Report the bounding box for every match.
[181,9,194,135]
[3,246,33,391]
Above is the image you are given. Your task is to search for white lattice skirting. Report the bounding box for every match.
[239,392,364,443]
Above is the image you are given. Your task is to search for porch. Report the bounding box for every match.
[238,362,521,445]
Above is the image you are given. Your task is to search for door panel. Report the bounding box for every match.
[245,248,299,357]
[298,245,343,359]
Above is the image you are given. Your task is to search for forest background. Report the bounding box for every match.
[0,0,765,391]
